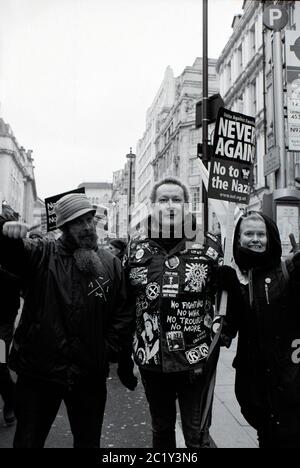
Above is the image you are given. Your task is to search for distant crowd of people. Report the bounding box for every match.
[1,176,300,448]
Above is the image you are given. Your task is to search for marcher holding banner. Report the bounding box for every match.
[219,211,300,448]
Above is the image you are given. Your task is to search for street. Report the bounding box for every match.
[0,364,151,449]
[0,342,258,449]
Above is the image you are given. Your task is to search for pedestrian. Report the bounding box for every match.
[108,239,127,261]
[123,177,223,449]
[218,210,300,448]
[0,265,20,425]
[0,192,135,448]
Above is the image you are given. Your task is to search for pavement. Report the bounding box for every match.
[210,339,258,448]
[0,339,258,449]
[174,338,258,449]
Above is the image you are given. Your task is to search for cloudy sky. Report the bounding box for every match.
[0,0,243,199]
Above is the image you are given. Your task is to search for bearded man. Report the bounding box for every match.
[0,193,134,448]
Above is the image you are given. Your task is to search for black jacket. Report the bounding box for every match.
[0,265,20,326]
[228,213,300,429]
[0,216,131,386]
[124,217,223,373]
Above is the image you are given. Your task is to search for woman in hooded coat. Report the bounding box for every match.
[219,211,300,448]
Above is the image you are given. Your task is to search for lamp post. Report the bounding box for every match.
[126,147,136,239]
[202,0,209,233]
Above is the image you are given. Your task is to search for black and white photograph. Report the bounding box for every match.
[1,0,300,453]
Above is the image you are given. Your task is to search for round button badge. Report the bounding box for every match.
[135,249,145,260]
[165,256,180,269]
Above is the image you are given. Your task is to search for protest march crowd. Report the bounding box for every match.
[1,174,300,449]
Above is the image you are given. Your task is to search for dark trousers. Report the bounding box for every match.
[13,376,107,448]
[0,324,15,408]
[140,369,211,449]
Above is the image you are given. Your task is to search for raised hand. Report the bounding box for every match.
[2,222,41,239]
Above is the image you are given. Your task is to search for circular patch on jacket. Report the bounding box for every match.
[165,256,180,269]
[212,316,221,334]
[135,249,145,260]
[145,282,160,300]
[185,347,201,364]
[136,347,146,365]
[199,343,209,358]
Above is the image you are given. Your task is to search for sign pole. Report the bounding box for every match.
[263,4,288,188]
[217,202,235,316]
[202,0,209,236]
[273,31,286,188]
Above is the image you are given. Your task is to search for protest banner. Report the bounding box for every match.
[44,187,85,232]
[208,107,255,205]
[208,108,255,315]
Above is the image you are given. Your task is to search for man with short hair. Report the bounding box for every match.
[124,177,223,449]
[0,193,134,448]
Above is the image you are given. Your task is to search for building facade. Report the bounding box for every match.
[131,66,175,229]
[216,0,300,254]
[77,181,112,208]
[77,181,112,242]
[0,118,36,223]
[110,157,136,240]
[132,58,219,230]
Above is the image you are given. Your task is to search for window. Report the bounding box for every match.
[227,62,232,88]
[189,158,200,175]
[250,24,256,56]
[251,79,257,116]
[237,44,243,73]
[190,130,198,146]
[238,94,244,114]
[190,187,201,212]
[287,3,295,29]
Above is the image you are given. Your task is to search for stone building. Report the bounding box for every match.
[0,118,36,223]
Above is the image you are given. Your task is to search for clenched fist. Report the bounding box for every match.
[2,222,39,239]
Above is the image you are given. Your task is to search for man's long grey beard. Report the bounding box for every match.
[73,248,103,277]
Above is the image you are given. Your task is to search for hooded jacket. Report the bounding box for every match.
[228,212,300,429]
[0,216,131,386]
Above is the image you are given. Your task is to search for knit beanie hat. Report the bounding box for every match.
[55,193,96,228]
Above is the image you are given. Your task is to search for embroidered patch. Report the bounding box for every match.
[184,263,208,292]
[136,293,149,317]
[134,311,160,365]
[162,272,179,297]
[185,343,209,364]
[129,267,148,285]
[145,282,160,301]
[205,246,218,260]
[166,331,185,351]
